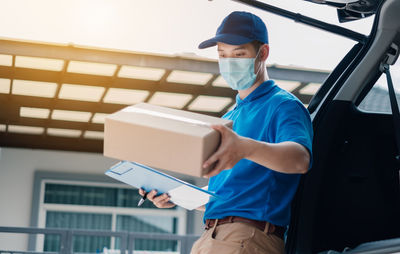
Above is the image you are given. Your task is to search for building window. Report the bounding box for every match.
[37,180,186,252]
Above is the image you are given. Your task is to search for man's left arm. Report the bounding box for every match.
[203,125,310,178]
[203,100,313,178]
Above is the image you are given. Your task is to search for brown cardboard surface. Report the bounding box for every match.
[104,103,232,177]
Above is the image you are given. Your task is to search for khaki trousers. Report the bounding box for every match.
[190,220,285,254]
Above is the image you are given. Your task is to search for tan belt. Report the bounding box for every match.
[205,216,285,240]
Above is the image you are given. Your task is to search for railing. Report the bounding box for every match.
[0,227,200,254]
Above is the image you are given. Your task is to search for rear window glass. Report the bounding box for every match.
[358,59,400,113]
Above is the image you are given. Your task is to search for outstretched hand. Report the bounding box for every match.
[203,124,248,178]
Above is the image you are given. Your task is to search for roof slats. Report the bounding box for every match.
[0,38,327,153]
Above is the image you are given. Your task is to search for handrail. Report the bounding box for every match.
[0,226,200,254]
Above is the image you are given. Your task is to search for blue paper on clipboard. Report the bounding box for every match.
[105,161,218,210]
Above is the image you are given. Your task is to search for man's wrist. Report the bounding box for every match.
[239,136,255,159]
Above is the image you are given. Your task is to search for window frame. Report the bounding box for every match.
[33,176,187,252]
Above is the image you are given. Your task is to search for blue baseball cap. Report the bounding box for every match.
[198,11,268,49]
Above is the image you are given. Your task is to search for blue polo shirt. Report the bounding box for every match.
[204,80,313,227]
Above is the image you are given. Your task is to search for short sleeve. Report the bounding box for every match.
[268,100,314,170]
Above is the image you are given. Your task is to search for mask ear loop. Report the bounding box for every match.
[253,47,264,76]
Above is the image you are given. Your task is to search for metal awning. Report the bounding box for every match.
[0,38,328,153]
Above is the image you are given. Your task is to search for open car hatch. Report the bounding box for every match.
[304,0,382,22]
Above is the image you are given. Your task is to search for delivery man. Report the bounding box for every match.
[139,11,313,254]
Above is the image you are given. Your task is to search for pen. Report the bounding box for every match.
[138,192,147,207]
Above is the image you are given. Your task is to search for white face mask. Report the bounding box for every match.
[218,52,261,90]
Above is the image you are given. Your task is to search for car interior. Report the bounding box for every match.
[282,0,400,253]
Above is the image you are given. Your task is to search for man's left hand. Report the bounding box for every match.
[203,124,248,178]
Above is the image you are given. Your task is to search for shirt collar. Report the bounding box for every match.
[235,80,276,106]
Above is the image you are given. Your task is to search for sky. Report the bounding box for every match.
[0,0,375,71]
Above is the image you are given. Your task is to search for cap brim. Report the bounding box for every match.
[198,33,254,49]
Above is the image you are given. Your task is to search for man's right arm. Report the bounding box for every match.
[138,189,175,209]
[138,189,206,212]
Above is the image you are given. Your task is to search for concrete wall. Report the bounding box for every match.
[0,147,206,251]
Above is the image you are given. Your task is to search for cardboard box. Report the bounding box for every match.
[104,103,232,177]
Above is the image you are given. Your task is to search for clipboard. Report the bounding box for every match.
[105,161,219,210]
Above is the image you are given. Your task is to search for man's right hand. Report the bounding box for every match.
[138,188,176,209]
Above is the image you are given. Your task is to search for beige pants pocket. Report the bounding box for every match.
[191,222,284,254]
[191,222,254,254]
